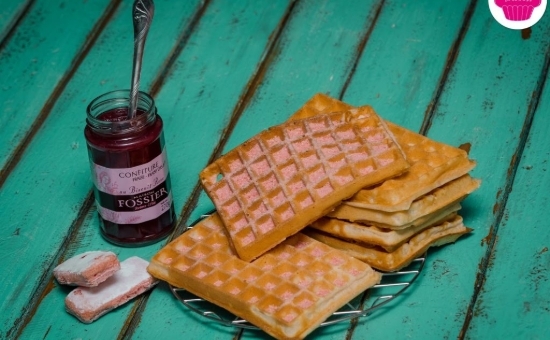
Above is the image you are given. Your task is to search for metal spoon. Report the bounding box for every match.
[128,0,154,119]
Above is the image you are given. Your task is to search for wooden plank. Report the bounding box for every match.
[347,2,550,339]
[0,0,114,177]
[342,0,472,131]
[0,0,31,43]
[0,0,205,338]
[17,0,292,339]
[465,68,550,338]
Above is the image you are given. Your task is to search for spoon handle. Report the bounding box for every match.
[129,0,154,119]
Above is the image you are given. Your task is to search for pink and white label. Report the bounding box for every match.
[96,192,173,224]
[90,148,173,224]
[92,149,169,196]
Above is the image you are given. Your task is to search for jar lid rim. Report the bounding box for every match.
[86,90,156,135]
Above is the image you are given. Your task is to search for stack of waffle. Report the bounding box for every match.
[292,94,480,272]
[147,94,479,339]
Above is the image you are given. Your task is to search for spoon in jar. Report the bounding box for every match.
[128,0,154,119]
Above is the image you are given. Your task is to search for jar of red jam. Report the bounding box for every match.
[84,90,176,246]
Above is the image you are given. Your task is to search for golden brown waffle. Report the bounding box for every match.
[291,93,354,121]
[345,122,476,211]
[290,94,478,212]
[328,175,481,228]
[147,213,381,340]
[311,208,460,252]
[200,110,409,261]
[305,214,471,272]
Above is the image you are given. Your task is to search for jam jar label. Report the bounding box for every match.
[90,148,173,224]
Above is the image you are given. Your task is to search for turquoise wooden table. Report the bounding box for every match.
[1,0,549,339]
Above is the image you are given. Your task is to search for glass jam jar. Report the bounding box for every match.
[84,90,176,246]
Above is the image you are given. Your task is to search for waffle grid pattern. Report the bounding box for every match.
[288,94,475,212]
[201,111,404,254]
[149,214,380,339]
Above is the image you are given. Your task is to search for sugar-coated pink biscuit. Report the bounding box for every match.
[65,256,158,323]
[54,251,120,287]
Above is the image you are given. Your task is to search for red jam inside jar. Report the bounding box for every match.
[84,90,176,246]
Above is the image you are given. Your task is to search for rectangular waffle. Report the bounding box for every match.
[305,214,471,272]
[311,208,460,252]
[147,213,381,340]
[200,110,409,261]
[344,122,476,211]
[290,94,478,212]
[329,174,481,228]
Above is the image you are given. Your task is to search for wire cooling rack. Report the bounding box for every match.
[169,213,426,329]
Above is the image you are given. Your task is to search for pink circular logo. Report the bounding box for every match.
[489,0,547,29]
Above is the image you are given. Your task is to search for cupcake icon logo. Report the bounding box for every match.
[489,0,547,29]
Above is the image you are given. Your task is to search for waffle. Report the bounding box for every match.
[291,93,354,121]
[200,110,409,261]
[54,251,120,287]
[329,175,481,228]
[290,94,477,212]
[305,214,471,272]
[345,122,476,211]
[311,206,460,252]
[147,213,381,340]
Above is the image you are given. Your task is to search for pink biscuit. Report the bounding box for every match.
[54,251,120,287]
[65,256,157,323]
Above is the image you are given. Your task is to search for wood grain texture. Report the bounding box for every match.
[0,0,114,178]
[342,0,472,131]
[0,0,31,44]
[0,1,204,338]
[465,65,550,339]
